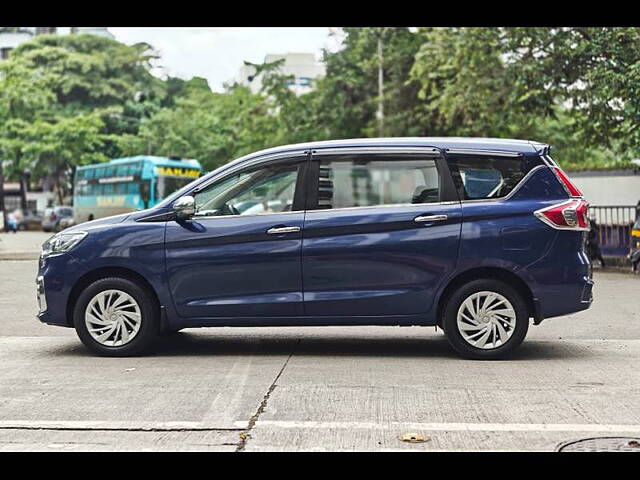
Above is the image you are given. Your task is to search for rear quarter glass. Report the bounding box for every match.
[446,154,546,201]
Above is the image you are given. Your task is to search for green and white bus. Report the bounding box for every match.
[73,156,203,223]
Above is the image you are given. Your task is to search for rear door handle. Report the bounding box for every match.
[267,226,301,234]
[414,214,448,223]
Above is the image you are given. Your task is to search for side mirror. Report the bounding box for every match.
[173,195,196,220]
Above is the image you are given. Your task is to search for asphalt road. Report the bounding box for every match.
[1,259,639,451]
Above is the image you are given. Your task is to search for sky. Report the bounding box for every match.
[107,27,345,92]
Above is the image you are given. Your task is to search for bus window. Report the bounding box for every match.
[155,176,198,201]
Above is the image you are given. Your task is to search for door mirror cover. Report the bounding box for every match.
[173,195,196,220]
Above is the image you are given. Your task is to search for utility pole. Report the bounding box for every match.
[376,27,386,137]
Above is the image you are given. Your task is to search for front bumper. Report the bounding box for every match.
[36,252,88,327]
[36,275,47,313]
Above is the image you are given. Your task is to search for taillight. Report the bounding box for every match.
[51,214,57,221]
[552,168,583,197]
[534,199,590,231]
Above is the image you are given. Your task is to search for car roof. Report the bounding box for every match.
[207,137,548,179]
[156,137,549,208]
[240,137,548,158]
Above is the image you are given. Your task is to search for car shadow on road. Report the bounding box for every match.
[140,330,593,361]
[49,329,594,361]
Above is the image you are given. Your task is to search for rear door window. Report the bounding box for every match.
[447,154,544,200]
[311,155,441,210]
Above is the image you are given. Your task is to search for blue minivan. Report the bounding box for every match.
[36,138,593,359]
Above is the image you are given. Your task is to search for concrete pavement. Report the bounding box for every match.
[0,232,51,260]
[0,260,639,451]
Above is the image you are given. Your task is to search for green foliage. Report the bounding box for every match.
[2,26,640,204]
[117,85,281,171]
[10,34,163,112]
[0,33,165,196]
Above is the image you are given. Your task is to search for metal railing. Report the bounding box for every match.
[589,205,638,256]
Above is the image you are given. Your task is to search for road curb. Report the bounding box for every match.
[0,251,39,261]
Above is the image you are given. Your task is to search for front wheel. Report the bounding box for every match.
[442,279,529,360]
[73,277,159,356]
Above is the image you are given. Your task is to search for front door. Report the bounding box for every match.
[301,149,462,317]
[165,153,308,318]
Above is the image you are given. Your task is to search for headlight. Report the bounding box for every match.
[41,231,88,258]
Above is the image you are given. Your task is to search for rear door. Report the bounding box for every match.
[301,148,462,317]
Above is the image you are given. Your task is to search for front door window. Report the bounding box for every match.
[194,163,299,217]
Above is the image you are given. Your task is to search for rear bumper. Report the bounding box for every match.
[527,229,594,321]
[535,273,593,320]
[581,277,595,304]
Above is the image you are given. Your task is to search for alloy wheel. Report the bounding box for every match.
[84,289,142,347]
[456,291,517,350]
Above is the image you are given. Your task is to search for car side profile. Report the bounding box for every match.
[36,138,593,359]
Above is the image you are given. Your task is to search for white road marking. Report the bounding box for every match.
[238,420,640,433]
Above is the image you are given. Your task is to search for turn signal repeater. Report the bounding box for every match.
[534,199,590,231]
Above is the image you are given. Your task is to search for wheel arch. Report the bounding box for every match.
[436,267,539,326]
[66,266,161,327]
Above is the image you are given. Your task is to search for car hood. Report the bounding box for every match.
[66,213,131,233]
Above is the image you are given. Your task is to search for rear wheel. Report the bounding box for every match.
[442,279,529,360]
[73,277,159,356]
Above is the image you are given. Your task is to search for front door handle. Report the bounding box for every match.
[414,214,448,223]
[267,226,301,234]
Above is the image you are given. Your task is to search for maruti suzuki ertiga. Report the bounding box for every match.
[36,138,593,359]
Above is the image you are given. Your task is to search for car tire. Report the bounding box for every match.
[73,277,160,357]
[442,279,529,360]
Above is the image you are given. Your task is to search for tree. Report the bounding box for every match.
[0,33,163,194]
[14,113,106,203]
[410,27,640,166]
[305,27,428,139]
[117,84,281,171]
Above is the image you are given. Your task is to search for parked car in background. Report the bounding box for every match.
[14,209,44,231]
[36,138,593,359]
[58,216,76,231]
[42,206,74,233]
